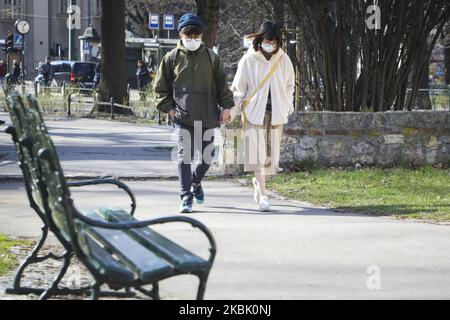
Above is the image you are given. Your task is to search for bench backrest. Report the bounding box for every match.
[6,94,48,224]
[7,95,123,273]
[26,96,75,242]
[7,94,76,242]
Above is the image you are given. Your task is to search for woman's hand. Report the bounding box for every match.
[220,109,231,124]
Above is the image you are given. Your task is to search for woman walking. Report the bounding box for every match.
[229,21,295,212]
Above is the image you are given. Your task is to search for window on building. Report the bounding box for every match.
[95,0,101,16]
[58,0,68,16]
[2,0,22,19]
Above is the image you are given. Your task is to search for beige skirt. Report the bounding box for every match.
[243,113,284,175]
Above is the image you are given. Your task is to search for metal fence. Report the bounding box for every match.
[0,82,160,119]
[405,88,450,111]
[2,83,449,117]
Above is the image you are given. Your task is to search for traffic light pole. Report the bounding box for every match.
[5,33,13,75]
[6,52,9,75]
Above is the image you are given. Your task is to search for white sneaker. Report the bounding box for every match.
[258,196,271,212]
[252,177,260,204]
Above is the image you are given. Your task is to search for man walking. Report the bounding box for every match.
[11,60,21,84]
[153,13,233,213]
[136,59,151,100]
[0,60,6,85]
[38,57,52,87]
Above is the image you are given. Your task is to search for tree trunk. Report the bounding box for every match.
[98,0,127,108]
[445,22,450,85]
[195,0,220,48]
[270,0,285,26]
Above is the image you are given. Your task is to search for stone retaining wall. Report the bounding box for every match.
[281,111,450,167]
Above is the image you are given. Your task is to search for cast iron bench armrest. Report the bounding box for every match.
[74,210,217,265]
[67,179,136,216]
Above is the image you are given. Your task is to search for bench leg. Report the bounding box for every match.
[39,251,73,300]
[136,283,160,300]
[151,283,160,300]
[91,283,101,300]
[196,273,209,300]
[6,225,67,296]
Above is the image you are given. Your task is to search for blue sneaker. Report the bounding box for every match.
[179,196,193,214]
[192,183,204,204]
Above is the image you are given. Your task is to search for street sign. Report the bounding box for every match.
[149,14,160,30]
[163,14,175,30]
[83,41,91,54]
[13,34,22,49]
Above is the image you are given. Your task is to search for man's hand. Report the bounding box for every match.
[220,109,231,124]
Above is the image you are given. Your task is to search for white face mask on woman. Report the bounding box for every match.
[261,43,277,54]
[182,38,202,51]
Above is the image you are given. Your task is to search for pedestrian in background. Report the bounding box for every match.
[11,60,21,84]
[38,56,52,86]
[0,60,6,85]
[136,60,151,100]
[93,61,101,89]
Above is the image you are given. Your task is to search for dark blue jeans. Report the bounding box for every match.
[175,120,216,200]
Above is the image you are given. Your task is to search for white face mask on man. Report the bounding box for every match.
[182,37,202,51]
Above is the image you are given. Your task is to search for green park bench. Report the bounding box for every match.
[4,94,217,300]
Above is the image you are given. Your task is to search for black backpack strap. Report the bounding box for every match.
[206,47,218,97]
[206,47,216,75]
[169,48,179,83]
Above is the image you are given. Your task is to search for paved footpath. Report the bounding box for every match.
[1,113,450,299]
[0,112,178,179]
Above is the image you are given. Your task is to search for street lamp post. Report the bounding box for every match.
[21,35,25,85]
[68,0,75,61]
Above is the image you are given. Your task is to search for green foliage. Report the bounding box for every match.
[0,234,33,276]
[268,166,450,222]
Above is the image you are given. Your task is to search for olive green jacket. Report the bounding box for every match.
[153,42,234,128]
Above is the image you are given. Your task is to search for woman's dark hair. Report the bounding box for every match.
[180,25,204,36]
[247,21,283,52]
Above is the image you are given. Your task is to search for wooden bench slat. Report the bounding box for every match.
[80,230,135,284]
[98,208,209,273]
[82,211,175,282]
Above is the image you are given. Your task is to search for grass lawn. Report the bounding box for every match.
[266,166,450,222]
[0,233,33,276]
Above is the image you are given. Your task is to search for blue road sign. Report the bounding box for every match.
[149,14,160,30]
[163,14,175,30]
[83,41,91,54]
[13,34,22,49]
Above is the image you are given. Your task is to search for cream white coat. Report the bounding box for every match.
[230,46,296,126]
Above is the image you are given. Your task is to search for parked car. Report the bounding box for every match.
[49,60,97,89]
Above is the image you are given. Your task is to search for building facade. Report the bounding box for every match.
[0,0,101,79]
